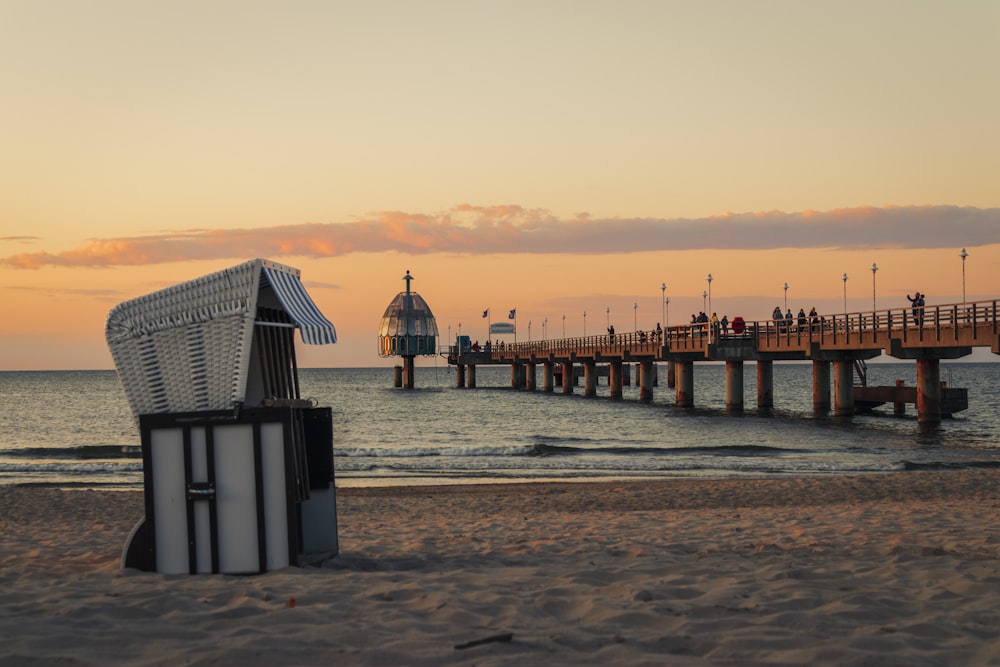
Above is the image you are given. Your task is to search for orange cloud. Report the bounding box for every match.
[2,204,997,270]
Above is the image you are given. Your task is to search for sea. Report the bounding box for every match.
[1,363,999,489]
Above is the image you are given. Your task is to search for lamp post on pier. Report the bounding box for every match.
[562,314,566,338]
[583,311,587,337]
[606,306,610,331]
[661,282,666,326]
[706,273,714,342]
[702,291,707,312]
[842,273,848,313]
[633,302,637,331]
[783,282,789,312]
[960,248,968,307]
[664,297,669,328]
[871,262,878,311]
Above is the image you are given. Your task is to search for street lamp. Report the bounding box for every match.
[528,320,532,341]
[633,302,637,331]
[842,273,848,313]
[606,306,610,330]
[664,297,669,328]
[583,311,587,337]
[783,282,789,312]
[960,248,968,307]
[702,290,707,312]
[660,282,666,326]
[562,314,566,338]
[871,262,878,311]
[706,273,714,342]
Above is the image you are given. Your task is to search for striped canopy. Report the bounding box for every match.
[106,259,336,420]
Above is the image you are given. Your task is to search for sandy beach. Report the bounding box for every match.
[2,471,999,666]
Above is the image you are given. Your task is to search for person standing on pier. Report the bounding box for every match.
[907,292,925,326]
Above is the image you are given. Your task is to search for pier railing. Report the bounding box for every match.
[445,299,999,361]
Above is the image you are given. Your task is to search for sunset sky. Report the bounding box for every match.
[2,1,998,370]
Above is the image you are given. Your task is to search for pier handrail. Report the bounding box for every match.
[443,298,999,359]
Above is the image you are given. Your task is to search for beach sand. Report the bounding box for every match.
[2,471,999,666]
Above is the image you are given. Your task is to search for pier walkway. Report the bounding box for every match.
[446,299,999,423]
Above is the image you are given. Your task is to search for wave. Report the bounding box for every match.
[0,445,141,460]
[335,442,803,459]
[900,460,1000,471]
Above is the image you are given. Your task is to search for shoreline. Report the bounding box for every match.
[2,469,999,665]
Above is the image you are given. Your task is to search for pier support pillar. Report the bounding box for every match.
[403,356,415,389]
[543,361,554,393]
[609,360,623,399]
[667,360,676,388]
[467,364,476,389]
[756,360,773,410]
[675,361,694,408]
[894,379,906,416]
[511,363,524,390]
[812,360,831,412]
[726,360,744,412]
[916,358,942,423]
[833,360,854,416]
[394,365,403,388]
[623,363,631,386]
[525,362,536,391]
[561,362,574,394]
[639,360,654,402]
[584,360,597,397]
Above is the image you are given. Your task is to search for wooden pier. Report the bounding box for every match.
[446,299,999,423]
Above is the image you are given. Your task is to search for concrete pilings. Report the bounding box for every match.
[525,362,536,391]
[561,362,574,394]
[584,360,597,397]
[403,356,415,389]
[833,359,854,416]
[726,360,744,411]
[756,360,773,410]
[609,360,623,399]
[639,360,654,402]
[812,360,831,412]
[543,361,554,392]
[675,361,694,408]
[916,358,941,422]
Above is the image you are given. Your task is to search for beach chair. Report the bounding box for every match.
[107,259,339,574]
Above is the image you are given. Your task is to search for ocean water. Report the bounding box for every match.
[1,363,999,489]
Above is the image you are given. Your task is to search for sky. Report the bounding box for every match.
[1,0,998,370]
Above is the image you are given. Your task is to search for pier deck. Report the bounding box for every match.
[445,299,998,423]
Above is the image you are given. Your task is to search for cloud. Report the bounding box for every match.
[2,204,997,270]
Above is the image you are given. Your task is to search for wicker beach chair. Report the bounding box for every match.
[107,259,339,574]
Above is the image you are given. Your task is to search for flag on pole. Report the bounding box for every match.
[508,308,516,319]
[482,309,489,318]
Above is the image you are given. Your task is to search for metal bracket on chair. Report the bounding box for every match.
[186,482,216,500]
